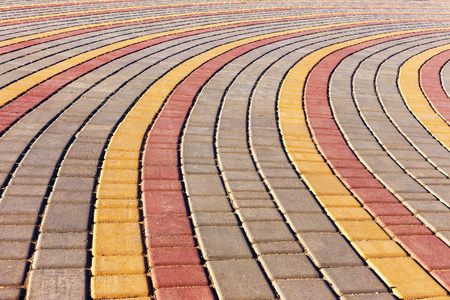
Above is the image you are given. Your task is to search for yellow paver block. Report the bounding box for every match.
[94,208,140,223]
[116,122,149,136]
[352,240,407,258]
[316,195,361,207]
[325,207,372,221]
[104,150,140,161]
[368,257,447,299]
[99,168,139,184]
[92,255,146,276]
[288,152,324,162]
[107,135,143,152]
[280,123,311,137]
[399,44,450,151]
[103,159,140,170]
[336,221,390,241]
[292,161,333,174]
[91,274,149,299]
[95,199,139,208]
[96,183,138,199]
[93,222,143,256]
[302,174,351,195]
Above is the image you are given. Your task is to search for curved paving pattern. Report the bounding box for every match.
[1,1,450,299]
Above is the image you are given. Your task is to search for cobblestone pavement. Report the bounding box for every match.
[1,1,450,299]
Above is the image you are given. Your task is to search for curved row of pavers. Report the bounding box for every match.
[0,1,448,298]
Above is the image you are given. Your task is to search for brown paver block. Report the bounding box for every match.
[271,189,322,213]
[222,170,262,181]
[184,174,226,196]
[237,208,283,222]
[254,242,304,255]
[0,196,43,214]
[32,249,87,269]
[196,226,253,260]
[0,214,39,225]
[0,242,31,260]
[207,259,276,299]
[192,212,239,226]
[224,180,267,192]
[286,213,337,233]
[403,200,449,213]
[48,189,94,203]
[274,279,336,300]
[234,199,277,208]
[0,288,23,299]
[3,184,48,197]
[0,260,27,286]
[218,153,257,171]
[243,221,296,243]
[36,232,88,249]
[417,212,450,232]
[41,203,91,232]
[322,266,389,296]
[188,196,232,212]
[0,225,35,241]
[341,294,396,300]
[260,254,320,280]
[53,176,96,191]
[298,232,364,267]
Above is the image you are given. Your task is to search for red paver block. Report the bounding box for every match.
[396,235,450,271]
[155,286,215,300]
[316,143,356,160]
[386,226,433,237]
[143,149,179,166]
[142,179,182,191]
[148,247,201,267]
[145,216,193,237]
[142,166,179,180]
[142,191,187,216]
[147,236,196,248]
[335,168,374,178]
[376,216,422,226]
[151,266,209,289]
[365,203,412,217]
[351,188,399,204]
[431,270,450,291]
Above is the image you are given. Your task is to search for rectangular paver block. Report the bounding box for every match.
[27,269,87,300]
[41,203,91,232]
[260,254,319,280]
[243,221,296,243]
[36,232,88,250]
[274,279,336,300]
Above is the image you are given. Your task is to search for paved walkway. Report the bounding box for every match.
[1,0,450,299]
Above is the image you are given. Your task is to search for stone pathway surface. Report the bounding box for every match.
[1,0,450,299]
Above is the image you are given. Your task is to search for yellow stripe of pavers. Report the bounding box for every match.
[278,29,448,298]
[91,19,420,299]
[398,44,450,149]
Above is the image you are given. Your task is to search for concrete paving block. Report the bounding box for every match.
[0,288,23,299]
[403,200,448,213]
[0,225,35,242]
[224,180,267,192]
[417,212,450,232]
[237,208,283,222]
[260,254,319,280]
[229,191,272,200]
[192,212,239,227]
[32,249,88,269]
[48,190,94,203]
[0,242,31,260]
[341,294,396,300]
[271,189,322,213]
[322,267,388,296]
[0,214,38,225]
[222,171,262,181]
[259,168,299,179]
[196,226,253,260]
[254,242,303,255]
[188,196,232,212]
[218,153,256,171]
[3,184,49,197]
[274,279,336,300]
[27,269,86,300]
[0,260,28,286]
[181,142,215,159]
[243,221,296,243]
[184,174,226,196]
[36,232,89,250]
[53,177,96,191]
[181,163,218,174]
[298,232,364,267]
[286,213,337,233]
[41,203,91,232]
[207,260,276,300]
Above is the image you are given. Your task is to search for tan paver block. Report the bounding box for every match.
[96,183,138,199]
[93,223,143,256]
[94,208,140,223]
[92,255,146,275]
[368,257,447,298]
[325,207,372,221]
[336,221,390,241]
[302,174,350,195]
[99,169,139,184]
[91,274,149,299]
[352,240,407,258]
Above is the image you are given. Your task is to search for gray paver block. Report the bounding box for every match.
[254,242,303,255]
[272,189,322,213]
[188,196,232,212]
[359,156,404,174]
[0,214,39,225]
[341,294,395,300]
[0,260,28,286]
[322,267,388,296]
[274,279,336,300]
[181,163,218,174]
[252,147,288,163]
[266,178,307,190]
[9,166,55,179]
[222,171,262,181]
[36,232,89,250]
[48,190,94,203]
[218,153,256,171]
[192,212,239,227]
[425,185,450,206]
[21,148,62,167]
[207,259,275,300]
[0,288,22,299]
[0,242,31,260]
[65,143,105,160]
[57,164,98,178]
[41,203,91,232]
[417,212,450,232]
[9,176,50,186]
[224,180,267,192]
[403,200,448,213]
[234,200,276,208]
[26,269,86,300]
[3,185,48,197]
[259,168,299,179]
[0,225,35,242]
[243,221,296,243]
[237,208,283,222]
[184,174,226,196]
[53,177,96,191]
[260,254,319,280]
[375,173,427,193]
[286,213,337,233]
[298,232,364,267]
[196,226,253,260]
[32,249,87,269]
[437,231,450,247]
[229,191,272,200]
[181,142,215,158]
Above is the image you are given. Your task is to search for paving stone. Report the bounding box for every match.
[27,269,86,300]
[32,249,88,269]
[0,214,39,225]
[224,180,267,192]
[207,260,276,300]
[36,232,89,250]
[417,212,450,232]
[41,203,91,232]
[10,166,55,178]
[286,213,337,233]
[53,177,96,191]
[271,189,322,213]
[181,142,215,158]
[48,190,94,203]
[222,171,264,181]
[0,242,31,260]
[341,294,396,300]
[322,267,389,296]
[0,260,28,286]
[259,168,299,179]
[274,279,336,300]
[243,221,296,243]
[437,231,450,247]
[298,232,364,267]
[196,226,253,260]
[192,212,239,227]
[403,201,449,213]
[184,174,226,196]
[229,191,272,200]
[3,184,49,197]
[254,242,304,255]
[218,153,256,171]
[237,208,283,222]
[0,225,35,241]
[260,254,319,280]
[0,288,23,299]
[188,196,232,212]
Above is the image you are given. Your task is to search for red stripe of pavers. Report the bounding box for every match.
[303,29,450,290]
[141,21,403,298]
[420,49,450,123]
